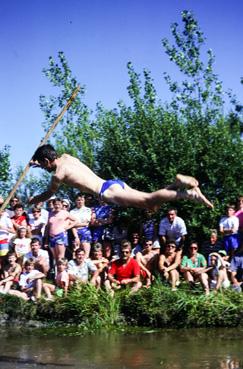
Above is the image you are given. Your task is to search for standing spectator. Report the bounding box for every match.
[5,196,20,218]
[11,203,28,232]
[23,237,50,275]
[62,198,71,211]
[28,201,49,225]
[0,196,15,264]
[159,208,187,251]
[108,240,141,293]
[200,229,223,263]
[230,243,243,292]
[45,198,77,263]
[70,193,92,258]
[235,196,243,243]
[140,210,158,242]
[219,204,240,257]
[180,241,209,295]
[159,240,181,291]
[91,200,114,242]
[68,248,98,285]
[28,207,47,242]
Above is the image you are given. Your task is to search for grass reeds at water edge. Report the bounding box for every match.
[1,282,243,330]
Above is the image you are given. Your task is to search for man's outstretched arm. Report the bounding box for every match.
[29,175,61,205]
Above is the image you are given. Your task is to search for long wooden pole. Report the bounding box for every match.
[0,86,80,213]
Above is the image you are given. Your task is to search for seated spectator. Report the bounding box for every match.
[130,232,143,257]
[230,243,243,292]
[0,196,15,266]
[102,239,116,261]
[159,208,187,252]
[200,229,223,263]
[43,258,69,299]
[180,241,209,295]
[68,248,98,285]
[136,239,158,287]
[208,251,230,291]
[152,239,161,255]
[70,194,93,258]
[158,240,181,291]
[219,204,240,258]
[9,259,44,301]
[11,203,28,232]
[90,243,110,289]
[0,251,22,294]
[23,237,50,275]
[108,240,142,293]
[11,226,32,264]
[28,206,47,241]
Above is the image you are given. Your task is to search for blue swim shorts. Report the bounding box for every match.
[99,179,125,200]
[49,232,66,248]
[77,227,92,243]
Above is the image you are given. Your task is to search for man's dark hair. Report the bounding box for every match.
[31,237,41,245]
[32,144,57,163]
[13,203,24,210]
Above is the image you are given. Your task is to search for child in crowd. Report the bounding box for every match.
[0,251,22,294]
[11,226,32,264]
[43,258,69,300]
[9,259,44,301]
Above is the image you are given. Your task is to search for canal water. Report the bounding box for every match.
[0,327,243,368]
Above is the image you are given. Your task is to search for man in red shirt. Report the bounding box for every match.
[108,240,141,293]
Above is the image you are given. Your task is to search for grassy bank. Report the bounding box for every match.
[1,283,243,330]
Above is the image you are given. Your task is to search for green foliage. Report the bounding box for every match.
[37,11,243,241]
[1,284,243,330]
[0,145,12,197]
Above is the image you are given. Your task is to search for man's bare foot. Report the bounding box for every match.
[175,174,199,189]
[186,187,213,209]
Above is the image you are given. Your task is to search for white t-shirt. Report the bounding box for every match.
[0,212,13,241]
[159,216,187,245]
[68,259,97,282]
[219,216,239,235]
[13,238,31,257]
[70,207,92,224]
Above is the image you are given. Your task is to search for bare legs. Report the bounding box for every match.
[103,174,213,211]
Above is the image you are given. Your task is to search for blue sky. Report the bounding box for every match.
[1,0,243,170]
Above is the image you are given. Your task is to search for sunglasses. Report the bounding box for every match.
[190,247,198,250]
[121,250,130,255]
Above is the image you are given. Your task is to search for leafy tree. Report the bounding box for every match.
[37,12,243,241]
[0,145,12,197]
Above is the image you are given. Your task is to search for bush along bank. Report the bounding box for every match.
[1,283,243,330]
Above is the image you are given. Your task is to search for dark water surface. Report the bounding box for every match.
[0,327,243,369]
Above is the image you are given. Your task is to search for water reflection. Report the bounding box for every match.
[0,328,243,369]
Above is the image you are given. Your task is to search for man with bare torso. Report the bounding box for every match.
[29,144,213,210]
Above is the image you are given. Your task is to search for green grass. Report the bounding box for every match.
[1,283,243,330]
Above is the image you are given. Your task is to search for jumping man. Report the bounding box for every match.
[29,145,213,210]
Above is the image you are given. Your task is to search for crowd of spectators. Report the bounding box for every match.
[0,192,243,301]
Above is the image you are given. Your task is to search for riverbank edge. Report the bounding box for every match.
[1,283,243,330]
